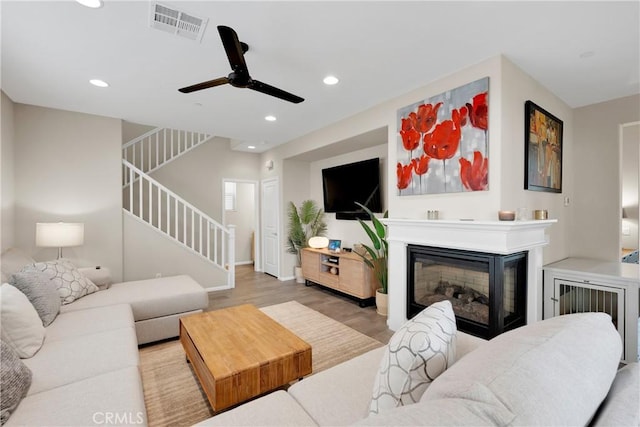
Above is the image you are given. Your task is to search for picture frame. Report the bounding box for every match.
[524,100,563,193]
[328,239,342,253]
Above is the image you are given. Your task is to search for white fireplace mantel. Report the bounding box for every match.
[383,218,557,331]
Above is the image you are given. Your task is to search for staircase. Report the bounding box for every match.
[122,127,235,288]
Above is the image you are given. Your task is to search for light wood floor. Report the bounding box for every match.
[208,265,394,344]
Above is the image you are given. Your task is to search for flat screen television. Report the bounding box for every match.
[322,158,382,220]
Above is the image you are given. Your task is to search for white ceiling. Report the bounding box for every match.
[2,1,639,153]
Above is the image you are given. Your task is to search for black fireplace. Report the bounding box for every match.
[407,245,527,339]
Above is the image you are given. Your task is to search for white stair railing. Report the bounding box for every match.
[122,159,235,287]
[122,127,211,186]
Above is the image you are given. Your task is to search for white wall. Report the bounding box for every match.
[12,103,123,280]
[281,160,311,278]
[1,92,16,251]
[122,121,155,144]
[573,95,640,261]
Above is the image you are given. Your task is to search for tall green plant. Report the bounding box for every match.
[354,202,388,294]
[287,200,327,267]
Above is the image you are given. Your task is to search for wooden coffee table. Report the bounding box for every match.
[179,304,312,411]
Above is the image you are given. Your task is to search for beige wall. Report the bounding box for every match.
[122,136,261,281]
[572,95,640,261]
[150,137,261,223]
[499,57,574,263]
[122,121,155,144]
[280,160,311,278]
[224,181,256,264]
[1,92,16,251]
[266,55,576,277]
[309,144,387,249]
[12,103,123,279]
[621,123,639,250]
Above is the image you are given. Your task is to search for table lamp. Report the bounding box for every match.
[36,222,84,259]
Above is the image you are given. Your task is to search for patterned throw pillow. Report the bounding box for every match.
[23,260,98,305]
[369,300,457,414]
[9,271,61,326]
[0,340,32,424]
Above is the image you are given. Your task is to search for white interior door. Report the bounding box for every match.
[261,178,279,277]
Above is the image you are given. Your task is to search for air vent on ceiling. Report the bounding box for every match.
[149,2,208,42]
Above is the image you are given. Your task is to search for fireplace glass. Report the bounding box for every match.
[407,245,527,339]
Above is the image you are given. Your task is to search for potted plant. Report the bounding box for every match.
[287,200,327,283]
[354,202,388,315]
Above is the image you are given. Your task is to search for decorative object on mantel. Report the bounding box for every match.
[534,209,549,220]
[498,210,516,221]
[354,202,389,316]
[426,210,439,220]
[397,77,489,195]
[524,100,563,193]
[287,200,327,284]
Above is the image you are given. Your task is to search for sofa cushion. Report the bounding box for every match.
[0,284,45,358]
[60,275,208,321]
[5,367,146,427]
[422,312,622,426]
[45,304,134,342]
[194,390,317,426]
[590,362,639,427]
[369,300,456,414]
[23,327,139,395]
[9,271,61,326]
[23,260,98,304]
[0,341,32,425]
[289,347,385,426]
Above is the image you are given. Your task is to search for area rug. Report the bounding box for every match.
[139,301,383,427]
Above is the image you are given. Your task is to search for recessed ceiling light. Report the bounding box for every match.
[265,115,276,122]
[247,145,256,149]
[323,75,339,85]
[76,0,103,8]
[89,79,109,88]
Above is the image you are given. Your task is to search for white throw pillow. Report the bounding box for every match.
[369,300,457,414]
[23,260,98,305]
[0,284,46,358]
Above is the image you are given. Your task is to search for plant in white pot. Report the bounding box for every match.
[354,202,388,315]
[286,200,327,283]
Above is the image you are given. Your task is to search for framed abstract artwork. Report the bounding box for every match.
[524,101,563,193]
[396,77,489,195]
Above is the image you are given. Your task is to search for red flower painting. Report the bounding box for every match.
[466,92,488,131]
[397,161,413,192]
[422,106,466,161]
[400,117,420,152]
[411,154,430,192]
[396,77,488,195]
[459,151,488,191]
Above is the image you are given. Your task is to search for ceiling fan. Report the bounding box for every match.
[178,25,304,104]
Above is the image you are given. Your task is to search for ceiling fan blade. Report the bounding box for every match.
[249,80,305,104]
[218,26,248,73]
[178,77,230,93]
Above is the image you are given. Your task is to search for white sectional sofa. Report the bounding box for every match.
[198,312,640,426]
[0,248,209,426]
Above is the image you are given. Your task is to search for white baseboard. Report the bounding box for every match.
[235,260,254,266]
[279,275,294,281]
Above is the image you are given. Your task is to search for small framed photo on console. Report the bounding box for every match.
[328,239,342,253]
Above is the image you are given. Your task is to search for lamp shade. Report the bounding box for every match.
[36,223,84,247]
[308,236,329,249]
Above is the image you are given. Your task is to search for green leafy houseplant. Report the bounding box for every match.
[354,202,388,294]
[286,200,327,267]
